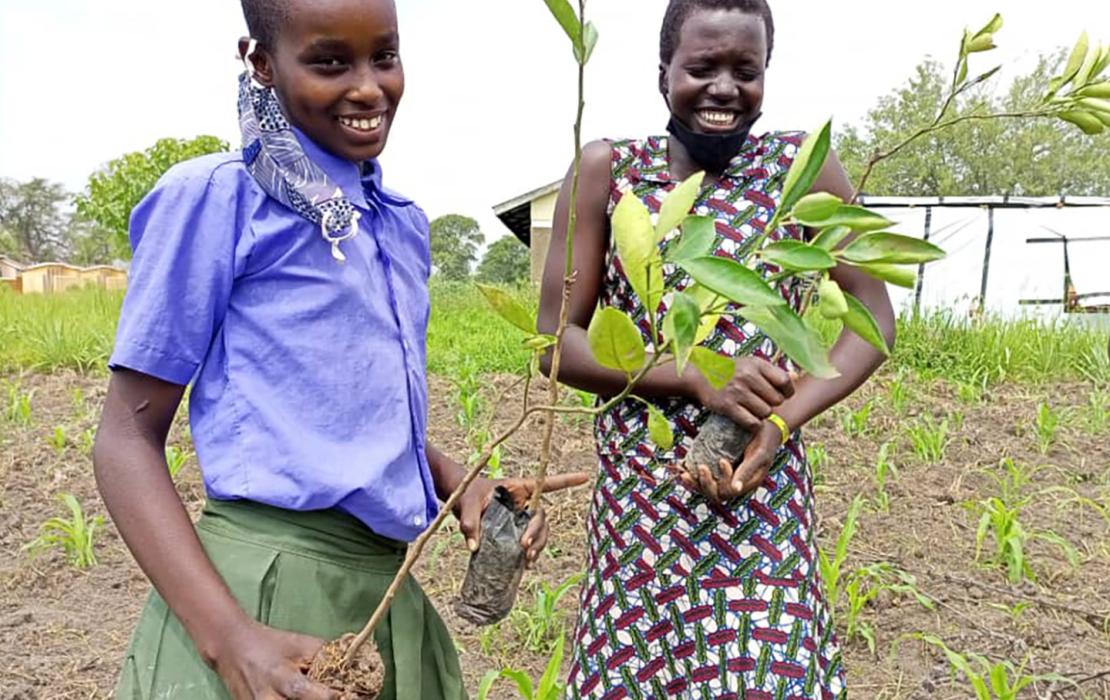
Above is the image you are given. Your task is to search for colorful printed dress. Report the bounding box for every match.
[566,132,847,700]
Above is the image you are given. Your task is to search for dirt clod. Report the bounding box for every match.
[307,633,385,700]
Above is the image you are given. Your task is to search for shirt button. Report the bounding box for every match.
[413,515,424,527]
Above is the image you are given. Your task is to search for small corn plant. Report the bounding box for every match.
[512,571,584,654]
[478,633,566,700]
[906,415,950,463]
[807,441,829,487]
[919,635,1072,699]
[71,387,86,416]
[841,399,872,438]
[48,426,67,455]
[6,383,33,426]
[886,372,912,417]
[78,427,96,456]
[872,442,898,512]
[973,458,1079,583]
[1033,402,1060,455]
[165,445,190,479]
[843,562,933,653]
[818,495,864,610]
[1082,387,1108,433]
[23,493,103,569]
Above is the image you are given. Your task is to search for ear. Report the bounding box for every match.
[240,38,275,87]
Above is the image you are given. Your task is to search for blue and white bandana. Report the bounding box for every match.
[236,58,361,262]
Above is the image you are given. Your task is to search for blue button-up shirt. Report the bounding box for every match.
[110,130,437,541]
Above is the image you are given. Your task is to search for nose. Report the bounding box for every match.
[706,72,739,102]
[347,63,385,105]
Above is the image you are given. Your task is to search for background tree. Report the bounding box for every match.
[75,135,228,258]
[837,53,1110,196]
[477,236,530,284]
[429,214,484,281]
[0,178,71,261]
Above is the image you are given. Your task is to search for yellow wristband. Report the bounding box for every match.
[768,413,790,444]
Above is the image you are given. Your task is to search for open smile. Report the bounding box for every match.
[337,113,385,136]
[695,109,740,130]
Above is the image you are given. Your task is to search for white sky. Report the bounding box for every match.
[2,1,1109,245]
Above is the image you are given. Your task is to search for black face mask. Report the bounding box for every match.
[666,111,762,174]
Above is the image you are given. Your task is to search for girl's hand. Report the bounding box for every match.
[674,421,784,505]
[688,357,795,432]
[454,473,590,565]
[211,619,337,700]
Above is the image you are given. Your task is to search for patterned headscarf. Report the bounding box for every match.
[237,44,361,262]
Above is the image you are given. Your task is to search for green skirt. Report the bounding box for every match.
[115,499,465,699]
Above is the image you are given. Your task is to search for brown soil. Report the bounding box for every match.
[2,370,1109,699]
[307,634,385,700]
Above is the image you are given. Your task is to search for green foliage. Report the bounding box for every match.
[807,441,829,486]
[919,635,1072,699]
[1033,401,1060,454]
[75,136,228,258]
[430,214,485,281]
[0,177,71,261]
[818,495,864,610]
[842,562,933,653]
[48,426,67,455]
[165,445,190,479]
[5,381,33,425]
[838,52,1110,196]
[22,493,103,569]
[841,399,873,437]
[886,371,913,416]
[511,572,583,654]
[478,632,566,700]
[871,442,898,512]
[1082,387,1109,433]
[972,458,1079,583]
[906,415,950,463]
[477,237,531,284]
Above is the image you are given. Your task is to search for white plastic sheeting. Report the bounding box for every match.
[858,197,1110,319]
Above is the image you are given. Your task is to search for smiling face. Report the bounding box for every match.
[248,0,403,162]
[660,8,767,135]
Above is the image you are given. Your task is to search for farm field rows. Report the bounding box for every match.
[2,284,1109,699]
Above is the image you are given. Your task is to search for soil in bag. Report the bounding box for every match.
[454,486,531,626]
[682,412,753,480]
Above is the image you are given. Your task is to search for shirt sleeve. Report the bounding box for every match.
[109,159,248,385]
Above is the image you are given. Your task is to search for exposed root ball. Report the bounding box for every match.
[307,634,385,700]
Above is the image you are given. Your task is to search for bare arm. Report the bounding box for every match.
[537,140,700,401]
[94,369,335,700]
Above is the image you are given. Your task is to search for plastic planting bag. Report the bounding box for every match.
[454,486,531,626]
[682,413,753,480]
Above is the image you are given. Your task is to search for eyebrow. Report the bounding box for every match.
[305,31,399,52]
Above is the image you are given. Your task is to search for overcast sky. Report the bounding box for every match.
[2,1,1108,246]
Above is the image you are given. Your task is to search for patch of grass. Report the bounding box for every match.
[511,572,583,654]
[906,415,950,464]
[0,287,120,373]
[840,399,873,438]
[918,635,1072,699]
[1033,402,1060,455]
[426,281,532,377]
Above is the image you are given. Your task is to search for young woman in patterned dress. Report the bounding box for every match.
[537,1,895,697]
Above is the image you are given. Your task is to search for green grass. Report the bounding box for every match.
[2,282,1108,385]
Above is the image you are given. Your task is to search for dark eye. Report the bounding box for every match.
[374,50,400,66]
[311,56,347,72]
[686,64,713,79]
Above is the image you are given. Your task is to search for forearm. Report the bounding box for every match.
[94,434,247,665]
[427,443,467,502]
[545,325,699,401]
[775,323,892,433]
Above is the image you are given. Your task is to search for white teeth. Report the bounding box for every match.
[338,115,384,131]
[700,110,735,125]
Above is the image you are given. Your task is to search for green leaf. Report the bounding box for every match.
[1059,109,1105,135]
[811,225,852,251]
[1079,97,1110,114]
[477,284,537,333]
[803,204,893,233]
[686,284,723,343]
[739,305,839,378]
[647,404,675,450]
[965,34,996,53]
[587,307,646,374]
[762,240,836,272]
[665,216,716,263]
[499,669,535,700]
[612,191,659,306]
[680,256,786,307]
[777,121,832,224]
[817,278,848,319]
[477,670,500,700]
[842,293,890,356]
[972,13,1003,39]
[1057,32,1090,90]
[964,65,1002,90]
[536,634,565,699]
[581,21,599,65]
[840,233,946,265]
[523,334,558,351]
[662,291,700,375]
[657,172,704,241]
[957,57,969,85]
[856,263,917,289]
[543,0,582,53]
[791,192,842,224]
[689,347,734,390]
[1074,37,1101,88]
[1077,82,1110,99]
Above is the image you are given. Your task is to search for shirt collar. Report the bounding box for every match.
[290,126,371,210]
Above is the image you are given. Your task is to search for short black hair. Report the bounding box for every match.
[240,0,289,48]
[659,0,775,66]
